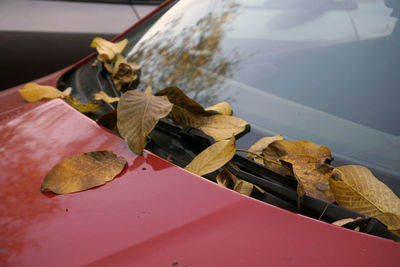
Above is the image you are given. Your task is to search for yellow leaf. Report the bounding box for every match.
[280,155,334,202]
[170,105,248,141]
[19,83,68,102]
[94,91,120,103]
[185,137,236,176]
[246,135,283,164]
[40,151,126,194]
[117,90,173,155]
[205,101,232,115]
[64,96,103,113]
[91,37,128,62]
[330,165,400,231]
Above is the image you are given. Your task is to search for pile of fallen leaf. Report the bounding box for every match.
[18,37,400,237]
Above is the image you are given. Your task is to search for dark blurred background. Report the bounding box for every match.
[0,0,162,90]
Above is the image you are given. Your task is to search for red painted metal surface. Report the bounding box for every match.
[1,98,400,266]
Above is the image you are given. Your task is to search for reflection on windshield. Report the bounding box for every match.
[126,0,241,106]
[124,0,399,177]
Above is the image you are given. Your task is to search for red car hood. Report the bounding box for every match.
[1,78,400,266]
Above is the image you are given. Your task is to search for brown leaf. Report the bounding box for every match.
[330,165,400,231]
[40,151,126,194]
[246,135,283,165]
[97,109,117,131]
[117,90,173,155]
[94,91,120,103]
[280,155,334,202]
[185,137,236,176]
[262,140,332,176]
[170,105,248,141]
[216,167,231,187]
[90,37,128,62]
[19,83,69,102]
[205,101,232,115]
[155,86,209,115]
[64,96,103,113]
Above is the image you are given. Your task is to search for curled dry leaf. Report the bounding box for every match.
[216,167,231,188]
[262,140,332,176]
[332,217,364,231]
[205,101,232,115]
[330,165,400,231]
[117,90,173,155]
[40,151,127,194]
[280,155,334,202]
[112,54,141,90]
[94,91,120,103]
[91,37,128,62]
[185,137,236,176]
[19,83,70,102]
[64,96,103,113]
[246,135,283,165]
[216,167,264,196]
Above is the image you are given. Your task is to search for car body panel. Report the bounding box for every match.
[1,0,400,266]
[1,98,400,266]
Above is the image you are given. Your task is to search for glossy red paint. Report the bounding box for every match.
[1,98,400,266]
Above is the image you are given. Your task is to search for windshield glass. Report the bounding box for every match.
[123,0,400,190]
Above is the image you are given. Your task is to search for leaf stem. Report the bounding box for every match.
[318,203,330,220]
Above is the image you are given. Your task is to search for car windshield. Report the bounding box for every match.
[121,0,400,193]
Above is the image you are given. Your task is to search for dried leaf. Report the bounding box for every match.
[280,155,334,202]
[111,54,141,91]
[262,140,332,176]
[40,151,126,194]
[330,165,400,231]
[91,37,128,62]
[264,140,332,162]
[205,101,232,115]
[332,217,363,231]
[246,135,283,164]
[216,168,231,187]
[155,86,209,115]
[216,167,264,196]
[117,90,173,155]
[185,137,236,176]
[94,91,120,103]
[332,217,363,226]
[170,105,248,141]
[64,96,103,113]
[19,83,68,102]
[97,109,117,131]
